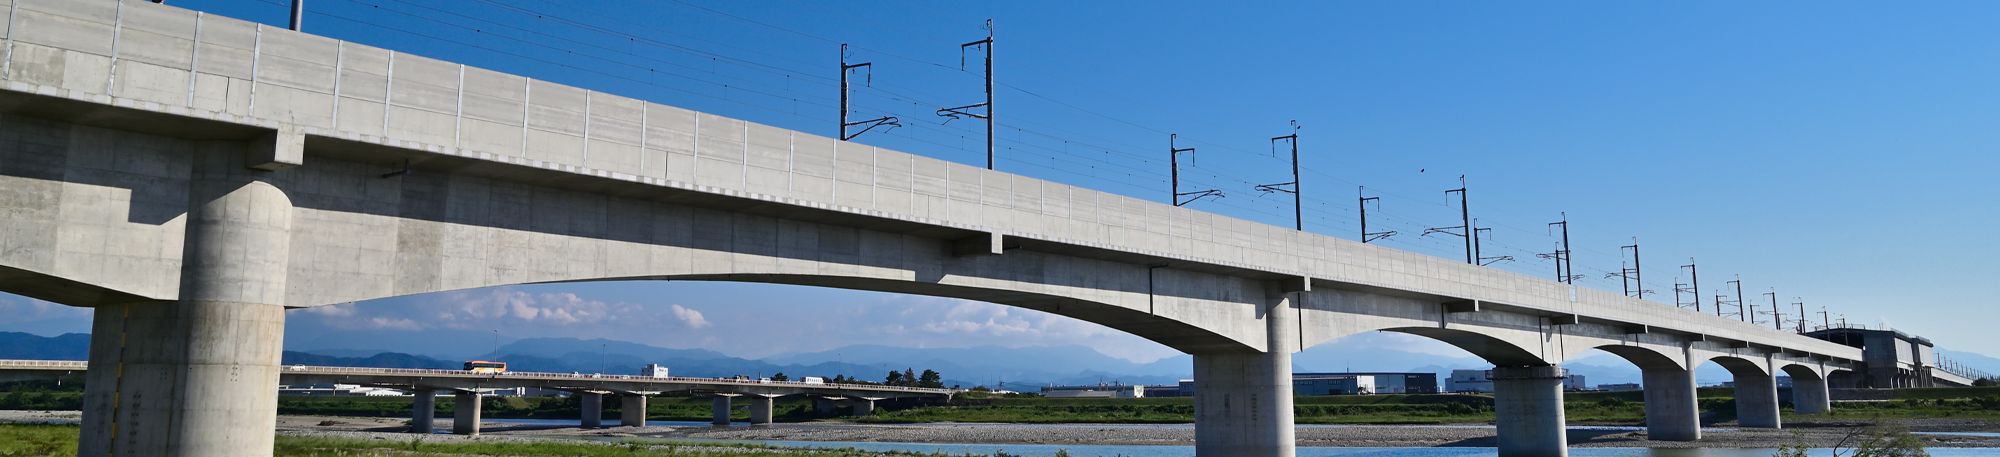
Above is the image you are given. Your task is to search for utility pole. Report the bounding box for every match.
[839,44,899,141]
[1541,214,1575,283]
[1674,276,1691,311]
[1733,276,1746,322]
[1423,176,1471,264]
[1170,134,1220,206]
[1613,240,1642,298]
[1793,298,1807,333]
[1679,259,1701,312]
[1256,121,1302,230]
[1472,219,1513,266]
[1763,289,1781,331]
[290,0,303,31]
[936,20,993,169]
[1818,306,1830,332]
[1359,187,1397,243]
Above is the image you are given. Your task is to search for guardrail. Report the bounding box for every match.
[284,363,957,394]
[0,359,86,369]
[0,360,952,394]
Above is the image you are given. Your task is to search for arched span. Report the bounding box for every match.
[1700,354,1771,377]
[1373,327,1549,367]
[1579,344,1685,372]
[505,273,1258,355]
[1779,363,1826,381]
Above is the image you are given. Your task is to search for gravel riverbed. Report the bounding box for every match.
[7,411,1998,449]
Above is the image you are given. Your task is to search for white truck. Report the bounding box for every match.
[641,364,669,378]
[802,377,826,385]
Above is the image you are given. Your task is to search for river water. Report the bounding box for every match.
[478,419,1997,456]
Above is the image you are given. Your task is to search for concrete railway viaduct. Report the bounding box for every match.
[0,1,1862,456]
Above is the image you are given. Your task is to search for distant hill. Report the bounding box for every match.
[0,332,88,360]
[280,351,455,369]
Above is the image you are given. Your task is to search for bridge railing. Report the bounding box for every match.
[0,360,87,370]
[285,365,952,394]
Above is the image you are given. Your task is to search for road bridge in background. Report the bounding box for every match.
[0,359,944,434]
[0,1,1862,456]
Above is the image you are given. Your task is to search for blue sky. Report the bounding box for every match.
[4,1,1997,371]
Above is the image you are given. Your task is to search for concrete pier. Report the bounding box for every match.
[749,396,775,425]
[453,391,482,435]
[1492,365,1568,457]
[816,398,838,417]
[851,399,874,417]
[1191,289,1298,457]
[580,393,603,428]
[411,391,437,434]
[712,396,733,425]
[621,395,648,427]
[1735,372,1782,428]
[1793,375,1831,415]
[78,148,294,457]
[1642,367,1700,441]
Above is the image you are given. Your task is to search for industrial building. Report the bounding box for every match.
[1804,327,1983,388]
[1448,369,1588,392]
[1292,372,1439,395]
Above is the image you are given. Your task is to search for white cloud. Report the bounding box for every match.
[364,317,423,330]
[669,304,712,329]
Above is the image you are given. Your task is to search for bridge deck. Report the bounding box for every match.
[0,0,1860,363]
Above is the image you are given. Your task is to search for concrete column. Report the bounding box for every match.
[712,396,733,425]
[1641,367,1700,441]
[1734,372,1782,428]
[620,395,648,427]
[1492,365,1568,457]
[411,390,437,434]
[79,147,294,457]
[1190,286,1298,457]
[851,399,874,417]
[453,391,482,435]
[1793,375,1831,415]
[749,396,774,425]
[815,398,837,417]
[580,393,603,428]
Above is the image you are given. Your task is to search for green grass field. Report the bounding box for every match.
[6,387,1997,426]
[0,424,998,457]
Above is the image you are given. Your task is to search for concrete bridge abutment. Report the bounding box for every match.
[78,146,295,457]
[1492,365,1568,457]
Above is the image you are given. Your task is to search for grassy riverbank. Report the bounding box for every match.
[7,386,1998,426]
[0,423,989,457]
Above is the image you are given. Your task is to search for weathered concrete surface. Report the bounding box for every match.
[1642,367,1700,441]
[1785,365,1832,415]
[1735,372,1783,429]
[748,396,774,425]
[1492,365,1568,457]
[711,396,732,425]
[75,142,292,457]
[1191,287,1298,457]
[579,392,602,428]
[620,395,646,427]
[411,390,436,433]
[453,391,480,435]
